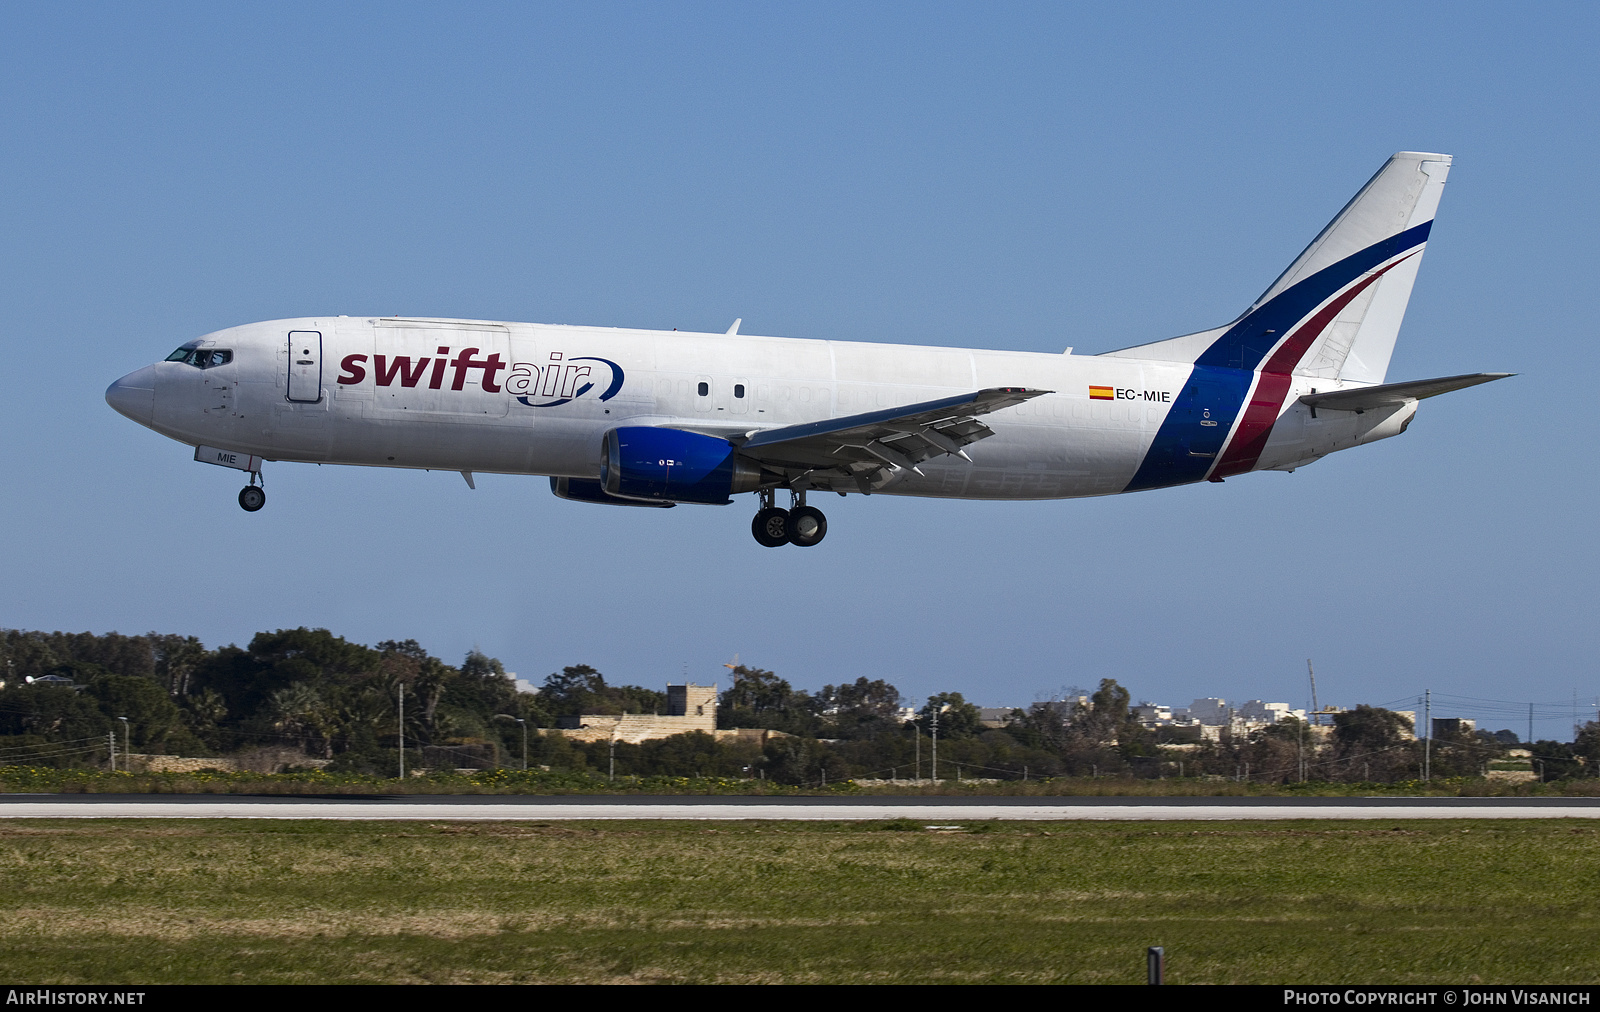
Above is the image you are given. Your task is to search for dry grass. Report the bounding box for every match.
[0,819,1596,983]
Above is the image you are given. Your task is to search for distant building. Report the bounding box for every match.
[1132,703,1174,726]
[977,707,1021,728]
[1186,698,1230,725]
[1393,711,1418,740]
[1432,717,1477,739]
[1237,700,1301,724]
[554,683,719,744]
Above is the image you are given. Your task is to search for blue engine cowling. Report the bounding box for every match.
[600,427,764,505]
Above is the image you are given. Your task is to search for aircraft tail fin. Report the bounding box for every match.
[1100,152,1451,383]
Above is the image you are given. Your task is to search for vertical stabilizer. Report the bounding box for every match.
[1255,151,1450,383]
[1100,152,1450,383]
[1119,152,1454,492]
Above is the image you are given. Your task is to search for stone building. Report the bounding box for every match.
[554,682,722,744]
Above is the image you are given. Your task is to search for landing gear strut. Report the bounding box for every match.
[750,488,827,548]
[238,472,265,512]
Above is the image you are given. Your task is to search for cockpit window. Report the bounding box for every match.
[166,348,233,369]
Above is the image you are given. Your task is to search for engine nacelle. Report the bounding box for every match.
[550,476,675,507]
[600,427,763,505]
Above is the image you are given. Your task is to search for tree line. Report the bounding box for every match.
[1,627,1595,784]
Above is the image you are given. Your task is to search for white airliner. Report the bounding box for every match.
[107,151,1507,547]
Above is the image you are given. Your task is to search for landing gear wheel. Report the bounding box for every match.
[238,486,266,512]
[787,505,827,547]
[751,507,790,547]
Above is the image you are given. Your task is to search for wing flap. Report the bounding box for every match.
[736,386,1050,490]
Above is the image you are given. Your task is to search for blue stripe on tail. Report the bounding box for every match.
[1124,221,1432,492]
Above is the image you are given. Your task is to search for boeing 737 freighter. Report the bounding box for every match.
[107,152,1507,547]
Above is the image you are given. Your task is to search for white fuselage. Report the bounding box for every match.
[114,316,1412,499]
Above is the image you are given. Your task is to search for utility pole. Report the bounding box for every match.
[117,717,129,772]
[397,684,405,779]
[1423,689,1431,781]
[494,714,528,770]
[931,708,939,782]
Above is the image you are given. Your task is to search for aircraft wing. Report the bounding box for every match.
[1299,372,1512,413]
[735,387,1050,492]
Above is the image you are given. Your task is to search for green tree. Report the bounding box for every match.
[266,683,335,758]
[152,634,209,698]
[718,666,819,735]
[814,677,902,738]
[0,683,113,764]
[539,665,608,716]
[762,734,849,785]
[1573,722,1600,776]
[1529,740,1584,781]
[194,629,377,719]
[85,673,203,755]
[916,692,982,739]
[1329,705,1418,780]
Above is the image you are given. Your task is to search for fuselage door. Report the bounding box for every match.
[287,331,323,403]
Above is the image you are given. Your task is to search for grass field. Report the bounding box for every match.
[1,818,1596,984]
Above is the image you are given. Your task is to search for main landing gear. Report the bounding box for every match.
[751,489,827,548]
[238,472,265,512]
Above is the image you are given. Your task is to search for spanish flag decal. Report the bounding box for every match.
[1089,385,1114,400]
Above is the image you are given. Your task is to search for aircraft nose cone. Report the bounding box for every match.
[106,366,157,425]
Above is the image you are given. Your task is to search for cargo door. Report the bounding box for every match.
[287,331,323,403]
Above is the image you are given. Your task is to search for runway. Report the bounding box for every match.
[3,794,1599,821]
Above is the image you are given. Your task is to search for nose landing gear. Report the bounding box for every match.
[238,471,265,512]
[750,489,827,548]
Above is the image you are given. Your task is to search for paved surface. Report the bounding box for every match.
[3,794,1598,821]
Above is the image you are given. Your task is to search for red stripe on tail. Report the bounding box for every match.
[1211,251,1420,478]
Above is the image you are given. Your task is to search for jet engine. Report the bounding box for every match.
[550,476,675,507]
[600,426,765,505]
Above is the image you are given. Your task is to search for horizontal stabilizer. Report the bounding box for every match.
[1299,372,1512,413]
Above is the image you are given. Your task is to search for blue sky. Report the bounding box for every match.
[2,3,1596,739]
